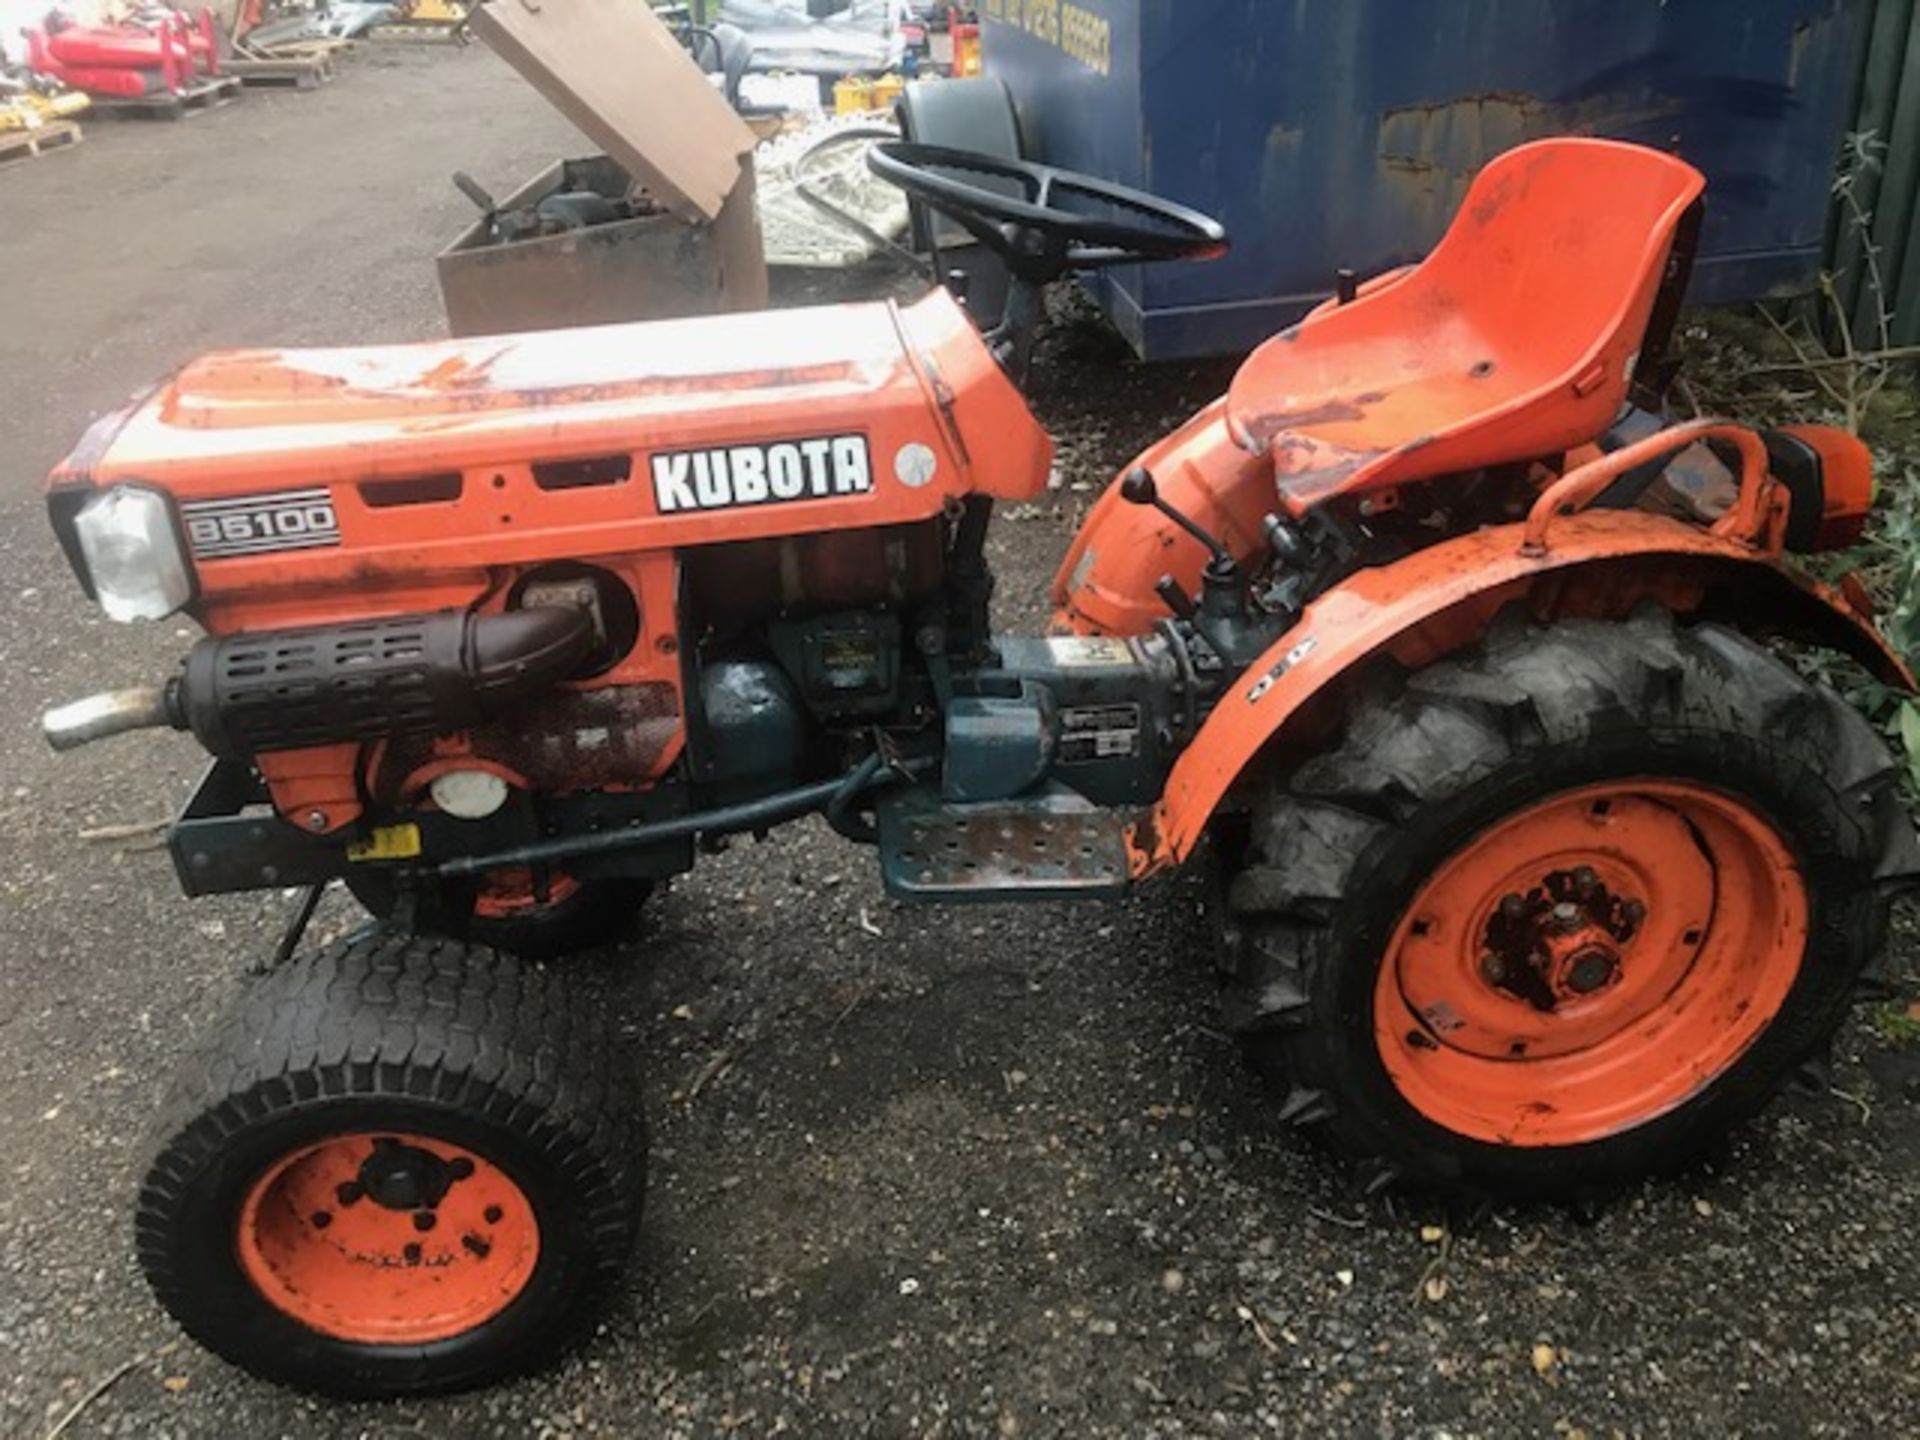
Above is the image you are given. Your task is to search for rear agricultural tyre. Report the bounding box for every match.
[135,930,645,1396]
[1220,608,1918,1199]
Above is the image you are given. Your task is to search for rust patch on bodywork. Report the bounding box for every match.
[376,683,681,801]
[1241,395,1386,442]
[1269,433,1386,507]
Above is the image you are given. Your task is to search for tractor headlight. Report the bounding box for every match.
[73,487,193,622]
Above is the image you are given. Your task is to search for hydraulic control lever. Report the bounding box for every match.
[1120,465,1266,665]
[1121,465,1232,569]
[1120,466,1247,620]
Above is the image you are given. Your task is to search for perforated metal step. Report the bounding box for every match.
[877,787,1135,902]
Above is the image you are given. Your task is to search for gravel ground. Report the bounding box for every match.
[2,44,1918,1440]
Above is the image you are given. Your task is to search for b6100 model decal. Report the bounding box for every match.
[183,489,341,559]
[651,434,873,514]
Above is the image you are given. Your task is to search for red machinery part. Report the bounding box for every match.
[26,40,162,97]
[28,7,219,95]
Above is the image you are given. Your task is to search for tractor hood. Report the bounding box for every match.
[48,289,1051,610]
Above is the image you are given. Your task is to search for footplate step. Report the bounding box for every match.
[877,787,1135,901]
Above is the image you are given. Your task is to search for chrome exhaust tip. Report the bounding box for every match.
[43,687,178,752]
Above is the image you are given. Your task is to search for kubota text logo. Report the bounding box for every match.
[651,435,872,514]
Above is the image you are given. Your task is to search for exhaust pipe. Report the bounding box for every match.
[41,606,593,760]
[43,686,182,752]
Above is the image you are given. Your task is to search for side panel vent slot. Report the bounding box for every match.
[358,473,464,508]
[533,455,632,491]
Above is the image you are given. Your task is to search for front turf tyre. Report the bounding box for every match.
[135,931,645,1397]
[1221,609,1919,1199]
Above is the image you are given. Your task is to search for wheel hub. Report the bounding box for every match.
[346,1136,471,1212]
[1478,867,1643,1012]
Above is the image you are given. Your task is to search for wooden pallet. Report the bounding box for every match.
[228,53,336,89]
[243,36,357,59]
[91,74,243,120]
[367,19,469,43]
[0,120,83,168]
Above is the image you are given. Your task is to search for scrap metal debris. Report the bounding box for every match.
[244,3,399,46]
[449,160,663,248]
[717,0,905,77]
[756,114,910,267]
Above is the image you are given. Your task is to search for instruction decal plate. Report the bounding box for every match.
[182,488,340,559]
[1059,703,1142,763]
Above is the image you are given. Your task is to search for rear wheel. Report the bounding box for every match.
[345,869,653,960]
[1220,608,1916,1198]
[136,930,644,1396]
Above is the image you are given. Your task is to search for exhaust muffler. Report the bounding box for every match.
[41,607,593,758]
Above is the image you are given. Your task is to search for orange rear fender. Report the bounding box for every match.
[1132,510,1912,875]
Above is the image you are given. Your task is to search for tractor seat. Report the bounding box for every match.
[1226,138,1705,514]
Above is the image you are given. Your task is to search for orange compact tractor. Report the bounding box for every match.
[43,138,1919,1394]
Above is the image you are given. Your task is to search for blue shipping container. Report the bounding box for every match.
[982,0,1869,357]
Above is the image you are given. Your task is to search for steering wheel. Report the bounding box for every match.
[866,142,1228,282]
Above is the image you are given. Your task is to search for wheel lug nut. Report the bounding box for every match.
[1499,893,1526,920]
[1479,952,1507,983]
[1572,865,1597,894]
[1550,901,1582,931]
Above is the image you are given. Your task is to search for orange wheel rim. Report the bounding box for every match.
[236,1132,539,1343]
[1374,781,1807,1146]
[473,868,581,921]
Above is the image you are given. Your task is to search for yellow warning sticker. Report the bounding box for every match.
[345,824,423,863]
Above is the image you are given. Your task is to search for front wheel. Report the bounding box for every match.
[135,931,645,1396]
[1220,609,1917,1199]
